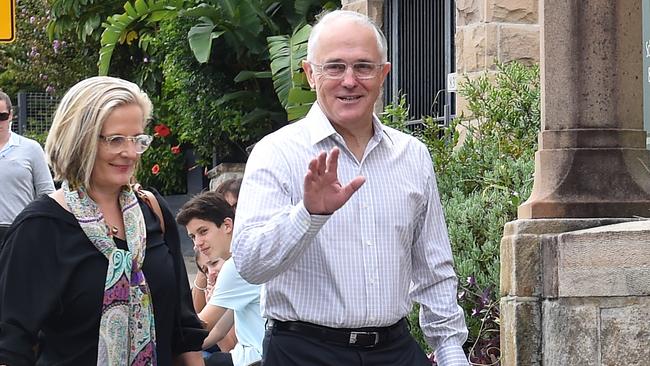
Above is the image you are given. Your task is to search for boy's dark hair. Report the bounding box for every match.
[215,177,242,199]
[176,191,235,227]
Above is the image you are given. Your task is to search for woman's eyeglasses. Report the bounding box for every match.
[99,134,153,154]
[0,112,11,121]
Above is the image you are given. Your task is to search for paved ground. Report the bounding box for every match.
[184,255,198,285]
[163,194,198,285]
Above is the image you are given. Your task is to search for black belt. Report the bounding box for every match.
[269,318,408,348]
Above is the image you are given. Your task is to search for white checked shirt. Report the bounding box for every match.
[232,103,469,365]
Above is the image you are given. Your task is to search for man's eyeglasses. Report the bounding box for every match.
[0,112,11,121]
[309,62,385,80]
[99,134,153,154]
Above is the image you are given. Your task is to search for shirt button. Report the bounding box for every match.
[366,240,373,246]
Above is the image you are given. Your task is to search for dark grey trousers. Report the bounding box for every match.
[262,326,431,366]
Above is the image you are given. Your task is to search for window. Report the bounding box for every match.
[384,0,455,126]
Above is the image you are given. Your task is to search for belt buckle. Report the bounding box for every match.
[349,331,379,346]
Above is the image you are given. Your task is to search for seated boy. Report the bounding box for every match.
[177,191,264,366]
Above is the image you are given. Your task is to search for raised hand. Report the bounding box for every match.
[303,147,366,215]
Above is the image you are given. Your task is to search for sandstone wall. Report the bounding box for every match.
[456,0,540,114]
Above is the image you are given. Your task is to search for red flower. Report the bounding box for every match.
[151,164,160,175]
[154,124,171,138]
[171,145,181,155]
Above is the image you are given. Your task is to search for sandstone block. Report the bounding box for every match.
[500,297,542,366]
[500,234,541,297]
[542,299,599,366]
[498,24,540,65]
[207,163,245,192]
[557,221,650,297]
[342,0,383,24]
[502,218,632,237]
[457,24,498,73]
[456,0,484,26]
[486,0,538,24]
[600,300,650,366]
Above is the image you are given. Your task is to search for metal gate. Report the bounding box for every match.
[11,92,60,142]
[384,0,455,126]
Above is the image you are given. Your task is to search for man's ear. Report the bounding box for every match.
[379,62,391,85]
[303,60,316,89]
[223,217,234,234]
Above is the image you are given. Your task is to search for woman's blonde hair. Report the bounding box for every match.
[45,76,152,189]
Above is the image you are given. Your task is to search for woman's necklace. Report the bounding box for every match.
[106,223,119,236]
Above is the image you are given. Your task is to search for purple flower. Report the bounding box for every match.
[29,16,35,24]
[480,286,492,306]
[466,276,476,287]
[45,85,55,94]
[143,57,149,63]
[52,39,61,53]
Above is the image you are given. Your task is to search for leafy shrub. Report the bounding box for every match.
[22,130,48,146]
[155,17,274,166]
[0,0,97,96]
[136,123,187,195]
[382,61,540,365]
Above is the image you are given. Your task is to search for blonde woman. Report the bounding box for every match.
[0,76,206,365]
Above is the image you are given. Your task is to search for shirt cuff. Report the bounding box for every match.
[291,201,331,236]
[434,344,469,366]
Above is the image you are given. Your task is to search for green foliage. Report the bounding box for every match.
[267,23,315,121]
[22,130,49,146]
[382,61,540,364]
[380,94,411,133]
[98,0,186,75]
[136,123,187,195]
[0,0,97,96]
[156,17,271,167]
[48,0,125,42]
[95,0,338,181]
[265,1,338,121]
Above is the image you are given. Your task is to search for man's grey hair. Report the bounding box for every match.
[307,10,388,63]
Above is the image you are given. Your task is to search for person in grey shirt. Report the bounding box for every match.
[0,90,55,242]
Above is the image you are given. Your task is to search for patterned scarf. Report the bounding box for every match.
[63,181,157,366]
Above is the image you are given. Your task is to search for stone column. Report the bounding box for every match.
[502,1,650,365]
[518,0,650,218]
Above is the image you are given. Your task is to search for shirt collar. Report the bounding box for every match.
[306,102,395,147]
[7,132,20,147]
